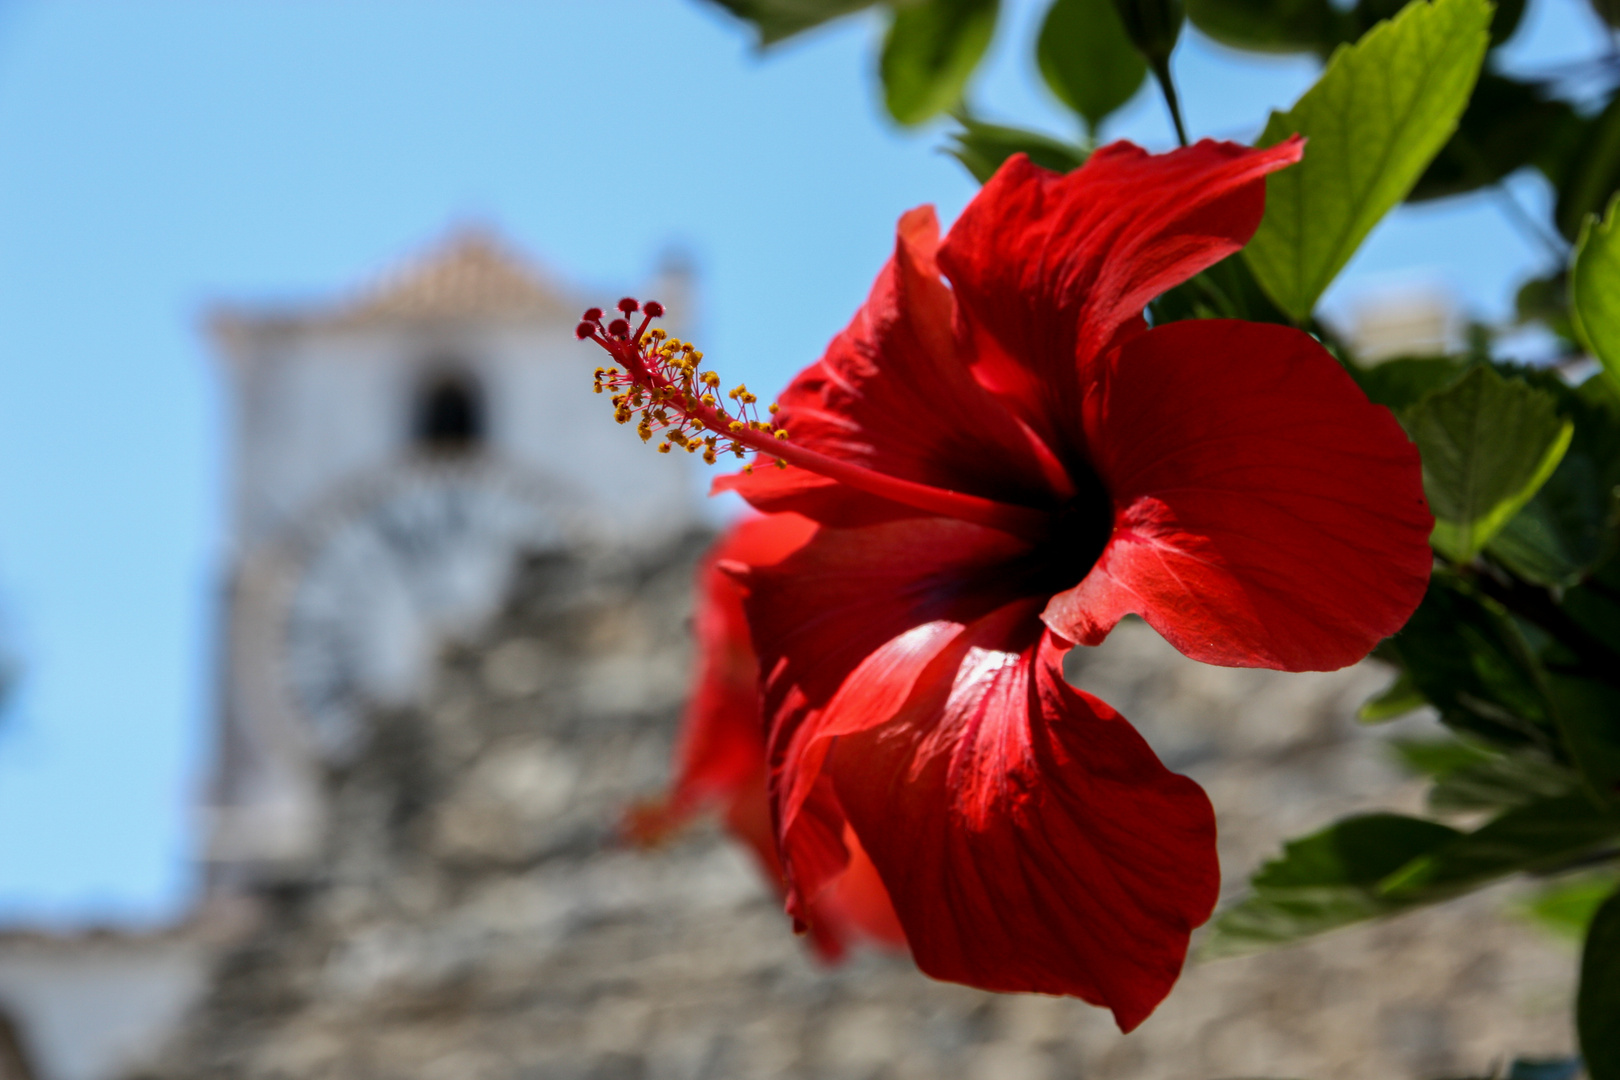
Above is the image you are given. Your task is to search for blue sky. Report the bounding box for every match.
[0,0,1599,926]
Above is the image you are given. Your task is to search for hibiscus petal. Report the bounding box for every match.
[738,518,1038,904]
[717,206,1069,524]
[1046,319,1433,672]
[629,513,905,958]
[636,513,817,835]
[936,138,1303,450]
[828,620,1217,1032]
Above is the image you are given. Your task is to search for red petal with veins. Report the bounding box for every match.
[718,206,1071,524]
[937,139,1303,453]
[1046,319,1433,671]
[740,518,1037,905]
[742,521,1214,1028]
[826,613,1216,1032]
[623,514,904,959]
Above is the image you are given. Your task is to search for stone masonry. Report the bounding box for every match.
[144,533,1580,1080]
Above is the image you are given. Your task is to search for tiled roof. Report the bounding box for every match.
[211,229,578,339]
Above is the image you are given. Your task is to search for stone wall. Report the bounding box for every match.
[145,534,1578,1080]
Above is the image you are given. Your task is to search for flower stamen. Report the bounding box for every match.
[577,301,1051,541]
[578,299,791,468]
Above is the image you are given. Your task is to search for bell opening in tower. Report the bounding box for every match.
[413,371,483,454]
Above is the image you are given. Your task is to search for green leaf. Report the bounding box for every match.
[1349,355,1466,411]
[1203,814,1460,957]
[1242,0,1491,322]
[1380,795,1620,902]
[1572,194,1620,383]
[1410,74,1580,203]
[1390,737,1577,814]
[1579,885,1620,1080]
[946,114,1088,185]
[1184,0,1349,53]
[1563,554,1620,689]
[704,0,882,45]
[1546,674,1620,812]
[1359,668,1427,721]
[1148,250,1293,325]
[1521,869,1620,941]
[1391,735,1496,777]
[880,0,999,126]
[1426,751,1579,815]
[1036,0,1147,136]
[1389,572,1558,750]
[1557,97,1620,242]
[1489,372,1620,586]
[1404,365,1574,561]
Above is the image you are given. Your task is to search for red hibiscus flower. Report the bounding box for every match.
[623,512,907,961]
[583,138,1433,1030]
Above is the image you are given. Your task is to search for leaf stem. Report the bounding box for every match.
[1150,58,1189,147]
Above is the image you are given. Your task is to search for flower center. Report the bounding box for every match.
[578,301,1053,542]
[1034,469,1115,593]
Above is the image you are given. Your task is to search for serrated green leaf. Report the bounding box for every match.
[1036,0,1146,136]
[1380,795,1620,902]
[1389,572,1558,750]
[946,114,1088,184]
[1572,194,1620,383]
[1405,365,1573,561]
[1203,814,1459,957]
[880,0,999,126]
[705,0,882,45]
[1488,367,1620,585]
[1579,885,1620,1080]
[1243,0,1490,321]
[1349,355,1466,411]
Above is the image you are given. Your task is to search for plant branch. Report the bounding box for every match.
[1150,59,1189,148]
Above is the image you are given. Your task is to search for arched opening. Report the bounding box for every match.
[412,373,484,454]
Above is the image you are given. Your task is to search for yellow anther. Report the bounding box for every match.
[657,443,671,453]
[768,403,780,414]
[775,459,787,470]
[729,421,743,432]
[703,448,717,465]
[774,429,788,440]
[743,464,754,474]
[741,392,757,404]
[701,394,716,406]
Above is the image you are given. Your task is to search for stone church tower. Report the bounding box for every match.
[203,231,701,885]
